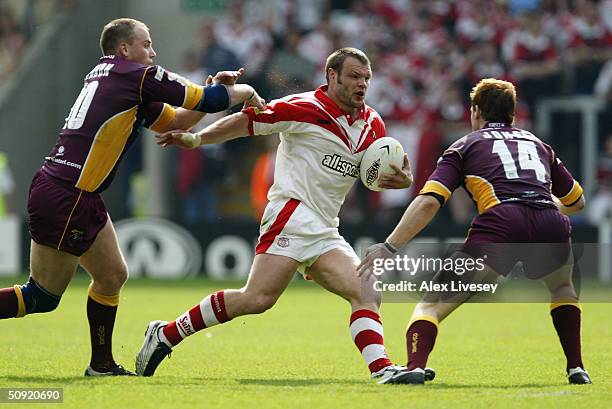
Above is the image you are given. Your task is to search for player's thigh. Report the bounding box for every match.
[307,247,376,306]
[242,253,300,299]
[79,217,128,292]
[30,240,79,296]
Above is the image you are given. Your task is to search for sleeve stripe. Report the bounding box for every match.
[139,67,152,104]
[419,180,452,203]
[183,83,204,110]
[558,180,583,206]
[149,104,176,133]
[241,108,256,136]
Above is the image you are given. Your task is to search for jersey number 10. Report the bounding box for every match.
[63,81,99,130]
[491,140,547,182]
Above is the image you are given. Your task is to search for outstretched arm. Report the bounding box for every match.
[385,194,441,248]
[157,112,250,148]
[356,194,441,277]
[157,68,264,132]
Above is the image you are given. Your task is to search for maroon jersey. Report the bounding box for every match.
[420,122,583,213]
[43,55,206,192]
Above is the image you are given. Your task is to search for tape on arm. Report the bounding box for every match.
[195,84,230,113]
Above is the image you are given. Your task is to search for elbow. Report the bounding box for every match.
[571,195,586,212]
[418,194,442,213]
[563,195,585,216]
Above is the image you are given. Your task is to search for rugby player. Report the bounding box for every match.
[135,48,417,384]
[357,78,591,385]
[0,18,264,376]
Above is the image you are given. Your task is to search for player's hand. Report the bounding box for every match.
[243,89,266,111]
[356,242,397,279]
[209,68,245,85]
[156,129,201,149]
[379,153,412,189]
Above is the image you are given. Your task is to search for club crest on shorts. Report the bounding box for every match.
[277,237,290,248]
[69,229,84,243]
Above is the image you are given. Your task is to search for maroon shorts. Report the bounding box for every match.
[462,203,572,278]
[27,169,108,256]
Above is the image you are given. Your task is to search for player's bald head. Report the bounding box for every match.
[470,78,516,124]
[100,18,149,55]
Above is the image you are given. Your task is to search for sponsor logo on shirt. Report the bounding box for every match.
[321,154,359,178]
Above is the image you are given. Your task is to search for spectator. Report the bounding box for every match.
[0,6,27,83]
[265,30,316,98]
[586,134,612,225]
[214,0,272,78]
[567,0,612,93]
[0,151,14,218]
[198,23,241,76]
[502,11,561,110]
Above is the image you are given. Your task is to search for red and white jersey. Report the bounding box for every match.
[242,85,386,227]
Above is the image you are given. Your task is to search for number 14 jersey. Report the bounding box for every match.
[419,122,583,213]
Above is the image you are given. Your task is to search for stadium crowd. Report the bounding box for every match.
[173,0,612,226]
[3,0,610,225]
[0,0,74,85]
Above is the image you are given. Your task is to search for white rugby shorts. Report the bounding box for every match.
[255,198,357,273]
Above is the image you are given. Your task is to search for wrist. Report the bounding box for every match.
[179,132,202,149]
[383,240,399,254]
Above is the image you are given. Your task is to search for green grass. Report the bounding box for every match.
[0,274,611,409]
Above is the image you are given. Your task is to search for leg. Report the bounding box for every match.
[0,240,77,319]
[79,217,131,374]
[541,254,590,383]
[406,256,499,371]
[136,253,299,376]
[306,248,396,378]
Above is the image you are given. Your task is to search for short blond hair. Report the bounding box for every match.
[100,18,148,55]
[470,78,517,124]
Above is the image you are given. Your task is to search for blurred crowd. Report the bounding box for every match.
[3,0,610,226]
[0,0,74,85]
[174,0,612,226]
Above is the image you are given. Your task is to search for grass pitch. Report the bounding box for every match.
[0,274,610,409]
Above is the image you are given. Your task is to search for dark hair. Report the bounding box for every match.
[325,47,370,83]
[470,78,516,124]
[99,18,147,55]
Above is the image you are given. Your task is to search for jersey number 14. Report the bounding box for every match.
[492,140,546,182]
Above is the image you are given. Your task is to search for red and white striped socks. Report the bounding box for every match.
[350,309,393,373]
[160,291,230,347]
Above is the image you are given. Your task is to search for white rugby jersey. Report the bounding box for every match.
[242,85,386,227]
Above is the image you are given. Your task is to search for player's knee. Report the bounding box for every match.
[95,263,128,292]
[18,277,61,316]
[247,293,278,314]
[548,281,576,299]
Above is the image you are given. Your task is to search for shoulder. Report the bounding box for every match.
[100,56,151,76]
[364,105,386,133]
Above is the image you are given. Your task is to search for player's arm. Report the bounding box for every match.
[553,195,585,216]
[357,151,462,277]
[141,66,264,124]
[157,112,250,148]
[549,151,586,216]
[386,194,441,248]
[157,98,307,149]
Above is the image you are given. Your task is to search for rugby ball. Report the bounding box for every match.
[360,137,405,191]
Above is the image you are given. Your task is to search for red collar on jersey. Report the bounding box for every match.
[315,85,367,125]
